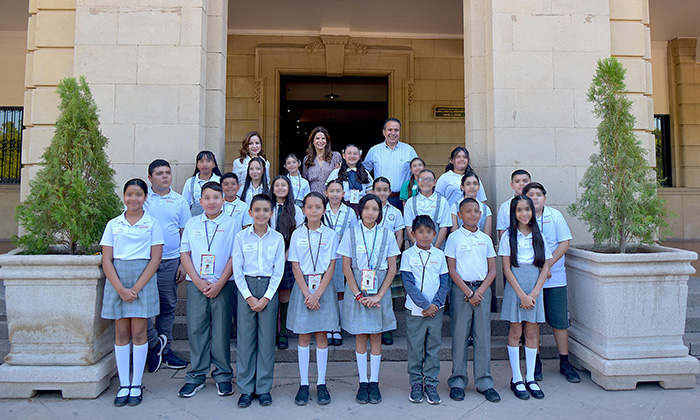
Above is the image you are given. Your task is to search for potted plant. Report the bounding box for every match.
[566,58,699,390]
[0,76,122,398]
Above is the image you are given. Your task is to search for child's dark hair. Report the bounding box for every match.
[445,146,474,173]
[412,214,436,232]
[417,169,436,193]
[325,179,344,190]
[337,144,370,184]
[357,194,383,223]
[191,150,222,177]
[302,192,328,227]
[406,157,426,196]
[269,175,297,250]
[511,169,531,181]
[250,193,273,210]
[372,176,391,189]
[522,182,547,196]
[123,178,148,195]
[148,159,170,176]
[508,195,545,268]
[240,157,269,200]
[458,197,480,211]
[221,172,239,183]
[461,170,480,185]
[283,154,301,173]
[201,181,223,194]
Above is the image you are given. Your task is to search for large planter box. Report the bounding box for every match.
[566,245,699,390]
[0,250,116,398]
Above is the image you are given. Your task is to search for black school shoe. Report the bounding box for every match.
[295,385,309,406]
[317,384,331,405]
[409,383,424,403]
[368,381,382,404]
[355,382,370,404]
[127,385,144,406]
[381,331,393,346]
[113,386,130,407]
[331,331,343,346]
[277,334,289,350]
[510,380,530,400]
[178,382,205,398]
[560,361,581,383]
[216,381,234,396]
[478,388,501,403]
[449,387,465,401]
[258,392,272,406]
[423,384,441,405]
[534,354,543,381]
[526,381,545,399]
[237,393,253,407]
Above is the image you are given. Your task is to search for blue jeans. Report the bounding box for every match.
[147,258,179,352]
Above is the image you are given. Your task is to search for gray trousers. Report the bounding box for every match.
[236,276,279,395]
[147,258,179,352]
[185,281,235,384]
[406,308,444,387]
[448,284,494,391]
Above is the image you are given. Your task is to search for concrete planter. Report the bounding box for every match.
[566,245,699,390]
[0,250,116,398]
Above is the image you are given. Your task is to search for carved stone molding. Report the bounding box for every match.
[408,83,415,105]
[346,41,369,54]
[254,80,262,104]
[305,40,324,52]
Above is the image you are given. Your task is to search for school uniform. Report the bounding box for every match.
[498,229,552,323]
[445,227,497,391]
[182,173,221,216]
[450,200,492,232]
[287,224,340,333]
[223,197,247,224]
[536,206,573,330]
[232,225,286,395]
[237,182,268,206]
[325,167,374,206]
[325,203,358,293]
[435,170,487,208]
[231,155,271,186]
[144,188,191,352]
[403,192,453,240]
[100,211,165,319]
[400,244,450,388]
[180,212,240,386]
[379,202,407,299]
[337,223,401,334]
[287,174,311,206]
[495,195,515,232]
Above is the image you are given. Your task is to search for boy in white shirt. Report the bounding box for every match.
[403,169,452,248]
[401,215,451,405]
[496,169,531,239]
[221,172,247,225]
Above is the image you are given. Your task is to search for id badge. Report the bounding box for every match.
[308,274,322,292]
[350,189,360,204]
[361,269,377,294]
[200,254,215,276]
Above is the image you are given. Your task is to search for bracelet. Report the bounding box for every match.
[467,290,475,300]
[354,292,363,301]
[312,294,320,300]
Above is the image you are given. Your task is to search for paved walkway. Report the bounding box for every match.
[2,360,699,420]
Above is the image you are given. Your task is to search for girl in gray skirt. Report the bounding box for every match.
[337,194,401,405]
[287,192,339,406]
[100,179,164,407]
[498,195,552,401]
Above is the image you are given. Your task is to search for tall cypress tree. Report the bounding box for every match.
[569,58,667,253]
[15,76,122,255]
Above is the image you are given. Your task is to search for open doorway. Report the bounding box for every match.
[278,76,389,172]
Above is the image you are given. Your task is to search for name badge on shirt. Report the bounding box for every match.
[361,269,377,295]
[244,243,257,252]
[350,189,360,204]
[308,274,322,292]
[113,227,127,235]
[200,254,215,276]
[459,243,472,251]
[157,200,165,206]
[192,230,205,238]
[297,238,309,247]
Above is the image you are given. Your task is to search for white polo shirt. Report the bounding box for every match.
[496,195,515,231]
[379,203,405,233]
[400,244,449,315]
[232,225,286,300]
[435,170,487,207]
[288,224,339,275]
[287,174,311,204]
[337,223,401,270]
[182,173,221,207]
[498,228,553,265]
[223,198,247,220]
[445,227,496,282]
[451,201,492,233]
[237,182,268,205]
[536,206,573,288]
[325,167,374,203]
[325,203,358,255]
[231,155,271,186]
[404,192,453,229]
[101,211,165,260]
[144,188,191,260]
[363,141,418,193]
[180,212,240,283]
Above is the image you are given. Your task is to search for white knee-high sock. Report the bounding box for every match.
[507,345,525,390]
[298,345,310,386]
[316,347,328,385]
[369,353,381,382]
[131,343,148,388]
[114,344,131,396]
[525,346,538,383]
[355,351,368,383]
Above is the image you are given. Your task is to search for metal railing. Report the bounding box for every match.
[0,107,23,184]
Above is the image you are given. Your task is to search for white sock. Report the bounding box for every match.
[333,331,342,339]
[507,345,525,391]
[130,343,148,396]
[316,347,328,385]
[297,345,310,386]
[355,351,368,383]
[525,346,540,390]
[114,344,131,397]
[370,353,381,383]
[327,332,332,340]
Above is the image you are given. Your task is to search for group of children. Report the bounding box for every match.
[100,138,579,409]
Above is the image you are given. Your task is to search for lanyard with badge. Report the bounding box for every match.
[360,227,379,294]
[327,209,341,231]
[227,200,242,217]
[200,220,218,276]
[307,228,323,292]
[417,250,431,293]
[291,175,301,200]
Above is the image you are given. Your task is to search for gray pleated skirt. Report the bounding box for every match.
[287,275,340,334]
[101,259,159,320]
[500,263,545,324]
[341,268,397,335]
[331,258,345,292]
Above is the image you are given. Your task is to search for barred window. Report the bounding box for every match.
[0,107,23,184]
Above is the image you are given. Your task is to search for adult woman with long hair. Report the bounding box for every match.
[301,126,342,194]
